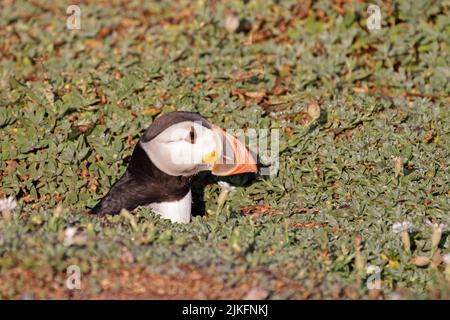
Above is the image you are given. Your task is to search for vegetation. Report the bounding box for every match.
[0,0,449,299]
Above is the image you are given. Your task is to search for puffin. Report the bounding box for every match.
[91,111,257,223]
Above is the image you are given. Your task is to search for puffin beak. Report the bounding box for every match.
[205,126,257,176]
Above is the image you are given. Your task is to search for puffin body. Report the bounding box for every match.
[91,111,257,223]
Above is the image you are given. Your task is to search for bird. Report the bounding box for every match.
[90,111,257,223]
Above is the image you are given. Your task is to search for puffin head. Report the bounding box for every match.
[139,111,257,177]
[89,111,257,220]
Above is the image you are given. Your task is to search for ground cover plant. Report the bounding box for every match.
[0,0,449,299]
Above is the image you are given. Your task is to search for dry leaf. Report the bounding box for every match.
[411,256,430,267]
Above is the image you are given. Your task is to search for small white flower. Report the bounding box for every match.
[63,227,78,247]
[391,156,403,178]
[426,220,447,250]
[63,227,87,246]
[443,254,450,265]
[224,15,240,33]
[218,181,236,193]
[366,265,379,275]
[216,182,236,211]
[425,220,447,231]
[392,221,411,234]
[0,196,17,212]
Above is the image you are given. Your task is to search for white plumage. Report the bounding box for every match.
[148,190,192,224]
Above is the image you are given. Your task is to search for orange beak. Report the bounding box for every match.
[210,126,258,176]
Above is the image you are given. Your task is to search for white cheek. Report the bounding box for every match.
[171,142,208,166]
[163,128,219,167]
[198,133,217,156]
[175,138,216,166]
[167,142,192,165]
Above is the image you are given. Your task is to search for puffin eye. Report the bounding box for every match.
[188,126,196,144]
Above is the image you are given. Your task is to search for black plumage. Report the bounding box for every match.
[90,143,191,215]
